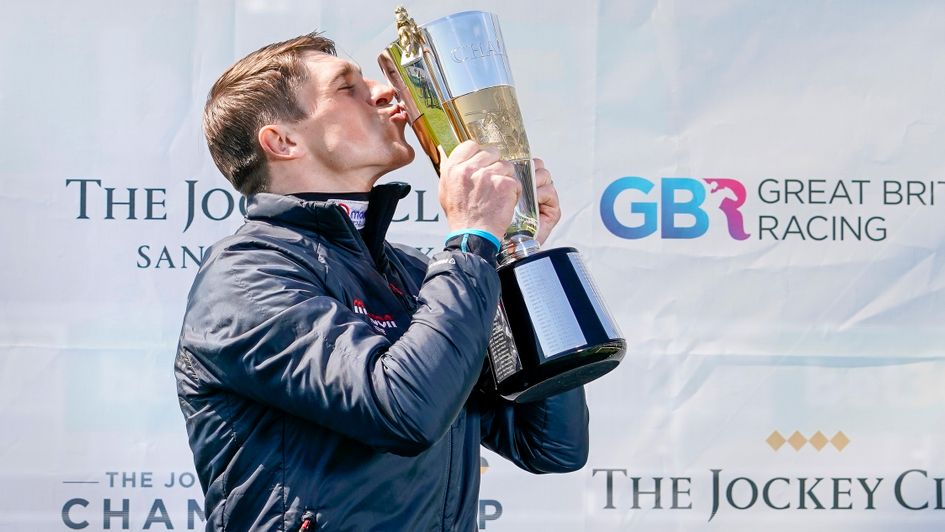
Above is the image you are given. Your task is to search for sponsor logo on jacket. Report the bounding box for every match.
[352,299,398,332]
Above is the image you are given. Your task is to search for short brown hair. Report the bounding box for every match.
[203,32,336,195]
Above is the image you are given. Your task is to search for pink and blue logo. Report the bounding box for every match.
[600,177,750,240]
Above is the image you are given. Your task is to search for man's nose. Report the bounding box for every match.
[369,80,397,107]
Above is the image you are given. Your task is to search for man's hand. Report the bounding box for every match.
[534,158,561,245]
[438,141,521,240]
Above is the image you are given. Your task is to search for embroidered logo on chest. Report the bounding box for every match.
[352,298,398,333]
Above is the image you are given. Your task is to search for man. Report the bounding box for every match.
[176,32,589,531]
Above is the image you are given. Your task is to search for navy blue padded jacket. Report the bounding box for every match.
[175,183,589,531]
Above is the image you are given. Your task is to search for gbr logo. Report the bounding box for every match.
[600,177,750,240]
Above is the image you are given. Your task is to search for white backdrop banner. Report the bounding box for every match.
[2,1,944,530]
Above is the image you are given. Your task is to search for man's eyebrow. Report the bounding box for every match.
[328,63,363,86]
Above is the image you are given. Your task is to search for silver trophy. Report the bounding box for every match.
[380,9,626,402]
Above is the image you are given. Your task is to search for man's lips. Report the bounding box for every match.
[383,102,408,123]
[390,105,408,123]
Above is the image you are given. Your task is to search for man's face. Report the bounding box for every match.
[293,53,414,183]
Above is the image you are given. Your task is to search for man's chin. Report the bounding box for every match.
[394,126,415,161]
[381,144,415,174]
[396,143,415,166]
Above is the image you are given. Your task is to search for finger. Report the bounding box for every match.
[538,196,561,227]
[466,146,502,168]
[491,172,521,197]
[482,145,501,157]
[437,145,447,166]
[537,181,559,208]
[533,157,545,170]
[534,166,552,188]
[448,140,482,163]
[510,174,523,198]
[478,160,515,178]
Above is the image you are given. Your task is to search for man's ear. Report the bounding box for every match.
[258,124,302,161]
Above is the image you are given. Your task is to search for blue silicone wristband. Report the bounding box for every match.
[445,229,502,253]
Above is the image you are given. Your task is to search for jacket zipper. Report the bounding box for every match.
[387,280,415,313]
[384,264,417,314]
[440,427,454,530]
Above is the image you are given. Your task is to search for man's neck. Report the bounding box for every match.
[266,162,379,195]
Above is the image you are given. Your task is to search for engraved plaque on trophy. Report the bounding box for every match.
[380,8,627,402]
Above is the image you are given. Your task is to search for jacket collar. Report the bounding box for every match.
[245,182,412,264]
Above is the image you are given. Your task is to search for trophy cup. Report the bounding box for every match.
[380,8,627,403]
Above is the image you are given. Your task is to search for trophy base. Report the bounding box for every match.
[497,233,541,266]
[497,342,625,403]
[486,247,627,403]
